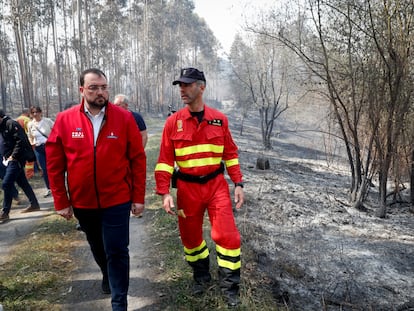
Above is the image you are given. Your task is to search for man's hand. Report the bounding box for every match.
[131,203,144,216]
[56,206,73,220]
[234,186,244,209]
[162,194,176,215]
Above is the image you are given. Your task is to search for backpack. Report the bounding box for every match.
[4,118,36,162]
[22,138,36,162]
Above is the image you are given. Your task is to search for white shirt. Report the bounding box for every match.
[28,118,54,146]
[84,105,106,146]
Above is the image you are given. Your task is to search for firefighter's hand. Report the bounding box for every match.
[234,187,244,209]
[162,194,176,215]
[131,203,144,216]
[56,206,73,220]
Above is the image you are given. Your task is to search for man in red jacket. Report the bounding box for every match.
[46,68,146,311]
[155,67,244,307]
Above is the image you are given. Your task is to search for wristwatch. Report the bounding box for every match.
[234,182,244,188]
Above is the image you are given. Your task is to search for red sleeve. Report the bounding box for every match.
[45,114,71,211]
[154,118,176,195]
[222,116,243,183]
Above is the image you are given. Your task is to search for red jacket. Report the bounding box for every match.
[155,104,242,195]
[46,102,146,211]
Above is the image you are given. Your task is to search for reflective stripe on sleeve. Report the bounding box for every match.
[155,162,174,174]
[225,158,239,168]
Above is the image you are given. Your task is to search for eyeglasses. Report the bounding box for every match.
[85,85,110,92]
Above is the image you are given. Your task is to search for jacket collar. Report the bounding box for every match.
[182,104,212,120]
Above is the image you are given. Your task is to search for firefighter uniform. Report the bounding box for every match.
[155,104,243,300]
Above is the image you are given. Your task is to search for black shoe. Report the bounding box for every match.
[192,282,205,296]
[226,293,241,308]
[192,272,212,296]
[21,205,40,213]
[101,275,111,294]
[192,277,212,296]
[0,211,9,222]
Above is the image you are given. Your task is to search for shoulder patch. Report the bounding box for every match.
[176,120,183,132]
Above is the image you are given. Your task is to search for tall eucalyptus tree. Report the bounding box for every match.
[10,0,33,109]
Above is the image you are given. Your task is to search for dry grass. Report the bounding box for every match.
[0,215,80,310]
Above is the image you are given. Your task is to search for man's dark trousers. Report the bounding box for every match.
[0,161,19,201]
[74,202,131,311]
[1,161,39,214]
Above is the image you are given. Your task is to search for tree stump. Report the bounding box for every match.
[256,157,270,170]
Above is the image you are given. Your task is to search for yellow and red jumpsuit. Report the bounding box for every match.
[155,105,243,294]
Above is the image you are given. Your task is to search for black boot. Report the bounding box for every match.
[189,257,211,295]
[219,267,240,307]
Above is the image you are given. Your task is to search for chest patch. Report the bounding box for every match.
[72,128,84,139]
[207,119,223,127]
[107,132,118,139]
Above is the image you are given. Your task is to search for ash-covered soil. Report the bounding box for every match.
[228,100,414,310]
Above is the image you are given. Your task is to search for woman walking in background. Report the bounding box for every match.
[28,106,54,197]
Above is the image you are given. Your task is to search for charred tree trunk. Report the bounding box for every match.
[0,60,7,111]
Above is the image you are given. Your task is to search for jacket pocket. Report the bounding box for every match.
[170,132,192,142]
[205,126,225,143]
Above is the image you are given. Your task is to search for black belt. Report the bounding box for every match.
[172,162,224,186]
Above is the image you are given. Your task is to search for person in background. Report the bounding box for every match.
[154,67,245,307]
[16,107,35,180]
[0,110,41,222]
[28,106,54,197]
[16,108,31,133]
[46,68,146,311]
[113,94,148,148]
[0,108,31,203]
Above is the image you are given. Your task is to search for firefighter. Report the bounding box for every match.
[155,67,244,307]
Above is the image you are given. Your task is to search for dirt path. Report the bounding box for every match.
[0,184,55,265]
[60,213,162,311]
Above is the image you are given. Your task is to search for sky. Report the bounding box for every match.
[193,0,276,56]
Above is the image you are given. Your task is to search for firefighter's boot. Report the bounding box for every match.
[189,257,211,295]
[219,267,240,307]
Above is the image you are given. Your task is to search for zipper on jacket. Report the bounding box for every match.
[93,145,101,208]
[84,110,105,208]
[93,116,107,208]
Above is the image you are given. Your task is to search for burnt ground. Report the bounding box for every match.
[227,99,414,310]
